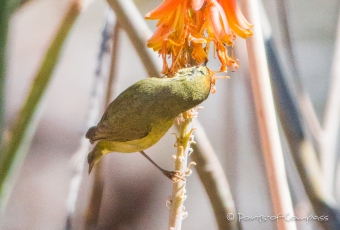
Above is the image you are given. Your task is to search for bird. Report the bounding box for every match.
[86,66,214,180]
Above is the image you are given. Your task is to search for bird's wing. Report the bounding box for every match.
[95,116,152,142]
[89,82,154,142]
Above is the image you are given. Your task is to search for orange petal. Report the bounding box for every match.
[161,42,170,74]
[148,24,167,43]
[145,0,183,19]
[191,0,205,11]
[192,43,207,64]
[214,0,232,34]
[229,23,253,39]
[204,3,234,45]
[190,9,204,31]
[234,4,253,28]
[204,3,224,39]
[219,0,253,38]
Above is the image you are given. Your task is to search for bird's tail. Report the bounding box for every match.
[86,126,97,144]
[87,145,104,174]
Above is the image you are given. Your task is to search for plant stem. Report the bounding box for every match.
[0,0,36,146]
[262,2,340,228]
[105,21,120,106]
[190,121,240,230]
[65,10,111,227]
[0,0,18,157]
[242,0,296,229]
[85,14,119,228]
[320,11,340,194]
[0,1,8,143]
[106,0,161,77]
[275,0,322,142]
[0,0,83,211]
[85,161,104,227]
[169,111,193,230]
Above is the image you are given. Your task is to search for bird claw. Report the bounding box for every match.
[162,170,186,182]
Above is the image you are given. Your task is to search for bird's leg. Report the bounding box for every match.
[139,151,185,182]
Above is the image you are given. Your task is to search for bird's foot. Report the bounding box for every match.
[161,169,186,183]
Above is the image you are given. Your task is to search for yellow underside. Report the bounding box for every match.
[96,118,174,154]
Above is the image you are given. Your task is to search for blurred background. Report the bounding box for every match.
[0,0,339,229]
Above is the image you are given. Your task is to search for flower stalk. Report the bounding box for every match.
[169,111,194,229]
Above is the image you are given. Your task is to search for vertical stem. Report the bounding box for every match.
[0,0,83,211]
[65,9,110,228]
[169,112,192,230]
[242,0,296,229]
[275,0,322,141]
[262,3,340,229]
[190,121,240,230]
[320,11,340,194]
[85,161,104,227]
[85,16,120,228]
[105,21,120,106]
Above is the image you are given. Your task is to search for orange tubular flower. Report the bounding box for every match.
[219,0,253,38]
[146,0,252,74]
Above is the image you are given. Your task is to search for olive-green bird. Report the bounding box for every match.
[86,66,213,179]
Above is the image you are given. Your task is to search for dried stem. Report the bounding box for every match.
[85,14,120,228]
[320,11,340,193]
[242,0,296,229]
[65,9,115,229]
[275,0,322,142]
[0,0,84,212]
[106,0,161,77]
[105,21,120,106]
[264,5,340,229]
[85,161,104,228]
[65,139,91,230]
[168,112,193,230]
[190,121,240,230]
